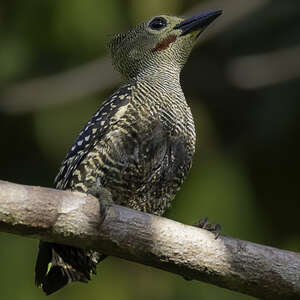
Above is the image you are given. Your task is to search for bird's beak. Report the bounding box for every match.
[174,10,223,36]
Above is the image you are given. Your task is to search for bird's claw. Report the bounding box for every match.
[89,179,114,226]
[193,217,222,239]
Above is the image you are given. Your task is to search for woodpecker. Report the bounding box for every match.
[35,10,222,295]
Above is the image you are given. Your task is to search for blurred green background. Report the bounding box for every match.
[1,0,300,299]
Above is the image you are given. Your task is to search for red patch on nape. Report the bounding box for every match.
[151,34,177,52]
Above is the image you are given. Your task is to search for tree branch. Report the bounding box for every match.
[0,179,299,299]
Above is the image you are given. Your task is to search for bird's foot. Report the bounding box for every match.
[193,217,222,239]
[89,178,114,225]
[98,191,114,224]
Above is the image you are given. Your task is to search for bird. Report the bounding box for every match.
[35,10,222,295]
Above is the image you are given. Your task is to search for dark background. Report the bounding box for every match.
[0,0,299,299]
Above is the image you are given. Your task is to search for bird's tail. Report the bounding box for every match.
[35,241,105,295]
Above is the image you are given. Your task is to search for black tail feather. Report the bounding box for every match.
[35,241,104,295]
[35,242,52,287]
[42,266,70,295]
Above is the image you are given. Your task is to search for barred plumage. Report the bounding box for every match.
[35,10,222,295]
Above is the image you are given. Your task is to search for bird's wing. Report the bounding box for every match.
[135,123,190,192]
[54,83,133,190]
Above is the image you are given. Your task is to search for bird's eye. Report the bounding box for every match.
[149,17,167,30]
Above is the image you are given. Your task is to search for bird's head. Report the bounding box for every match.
[108,10,222,79]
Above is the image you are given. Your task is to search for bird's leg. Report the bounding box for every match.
[193,217,222,240]
[89,178,114,225]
